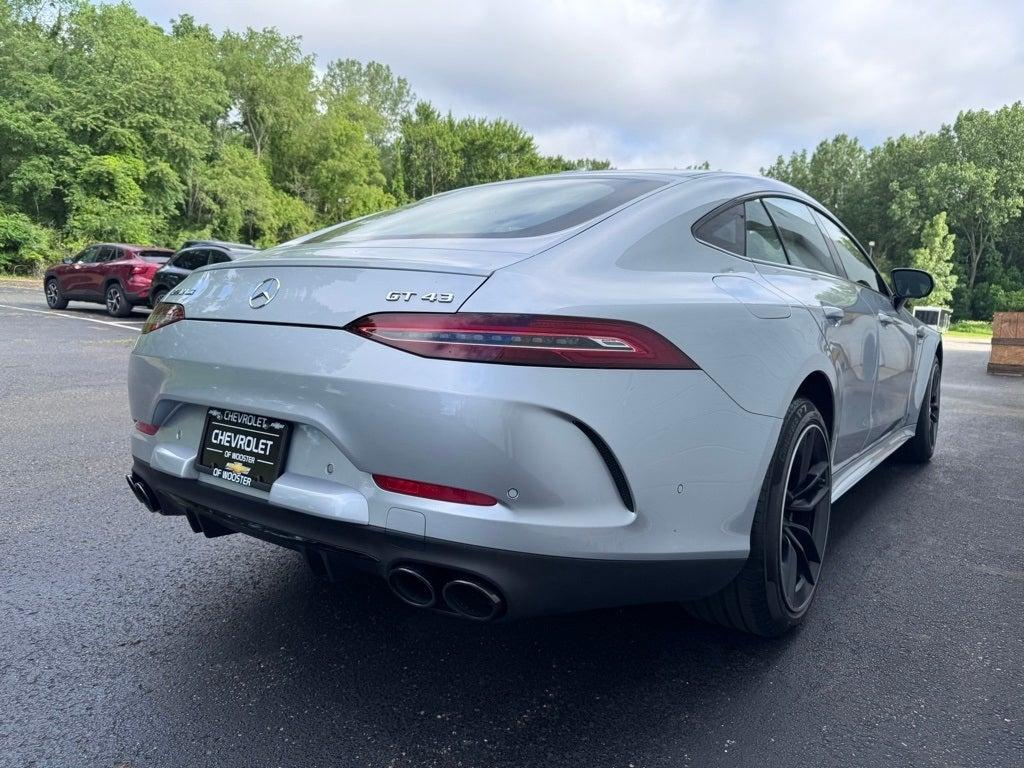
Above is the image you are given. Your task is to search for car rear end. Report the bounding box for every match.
[126,175,774,619]
[124,248,173,305]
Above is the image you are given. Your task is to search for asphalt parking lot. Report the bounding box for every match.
[1,280,1021,768]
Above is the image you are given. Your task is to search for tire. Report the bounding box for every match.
[105,283,132,317]
[45,278,68,309]
[687,397,831,637]
[150,287,168,308]
[898,358,941,463]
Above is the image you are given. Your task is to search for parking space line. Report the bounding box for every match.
[0,303,142,331]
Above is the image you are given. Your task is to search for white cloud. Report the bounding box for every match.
[136,0,1024,171]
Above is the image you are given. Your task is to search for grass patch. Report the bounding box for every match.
[946,319,992,341]
[948,320,993,337]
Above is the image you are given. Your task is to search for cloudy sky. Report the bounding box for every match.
[135,0,1024,172]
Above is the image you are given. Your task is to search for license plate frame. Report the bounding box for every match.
[196,408,291,491]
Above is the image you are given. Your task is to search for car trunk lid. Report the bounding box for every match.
[166,245,521,326]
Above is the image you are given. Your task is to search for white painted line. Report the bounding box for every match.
[0,303,142,331]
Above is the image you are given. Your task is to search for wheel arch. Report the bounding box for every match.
[793,370,835,441]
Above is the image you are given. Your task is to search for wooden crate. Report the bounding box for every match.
[988,311,1024,375]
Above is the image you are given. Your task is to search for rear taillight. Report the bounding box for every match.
[134,420,159,435]
[142,302,185,334]
[373,474,497,506]
[346,313,698,369]
[130,264,147,276]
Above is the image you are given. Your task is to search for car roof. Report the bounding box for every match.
[94,243,174,251]
[181,239,258,251]
[552,168,808,192]
[445,169,813,206]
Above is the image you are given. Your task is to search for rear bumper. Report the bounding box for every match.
[124,277,152,303]
[130,320,781,561]
[132,458,745,619]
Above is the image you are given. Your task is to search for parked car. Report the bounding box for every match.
[148,241,257,307]
[125,171,940,635]
[44,243,174,317]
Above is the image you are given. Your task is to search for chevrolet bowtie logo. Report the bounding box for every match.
[249,278,280,309]
[224,461,250,475]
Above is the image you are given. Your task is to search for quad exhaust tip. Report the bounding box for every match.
[125,473,160,513]
[388,566,436,608]
[387,566,504,621]
[442,579,503,622]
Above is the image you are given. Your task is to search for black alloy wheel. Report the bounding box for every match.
[925,364,941,450]
[45,279,67,309]
[778,422,831,614]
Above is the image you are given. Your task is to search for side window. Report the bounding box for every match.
[84,246,107,263]
[206,250,231,265]
[74,246,98,263]
[744,200,787,264]
[174,249,208,271]
[763,198,839,275]
[695,203,744,256]
[96,246,117,262]
[818,215,887,294]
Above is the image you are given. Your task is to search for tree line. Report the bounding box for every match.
[3,2,1024,320]
[762,105,1024,319]
[0,1,607,272]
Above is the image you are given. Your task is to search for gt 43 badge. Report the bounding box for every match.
[386,291,455,303]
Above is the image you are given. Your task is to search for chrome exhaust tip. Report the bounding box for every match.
[388,566,436,608]
[125,473,160,513]
[442,579,503,622]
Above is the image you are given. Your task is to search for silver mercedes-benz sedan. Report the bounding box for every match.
[126,171,941,635]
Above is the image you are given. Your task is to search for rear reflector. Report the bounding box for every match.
[373,474,497,506]
[347,313,698,369]
[142,302,185,334]
[134,420,159,435]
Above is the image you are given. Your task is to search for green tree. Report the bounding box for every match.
[910,212,957,307]
[537,156,612,173]
[306,108,395,220]
[320,59,414,146]
[764,135,867,219]
[0,5,609,269]
[192,142,312,246]
[0,207,52,271]
[219,27,315,163]
[890,105,1024,307]
[399,102,462,198]
[65,154,160,244]
[455,117,541,187]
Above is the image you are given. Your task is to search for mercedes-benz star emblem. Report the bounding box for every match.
[249,278,280,309]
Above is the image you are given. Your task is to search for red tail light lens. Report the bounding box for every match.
[347,313,698,369]
[134,420,159,435]
[142,302,185,334]
[373,474,497,506]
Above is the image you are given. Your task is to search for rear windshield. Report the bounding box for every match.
[306,176,667,243]
[139,250,171,263]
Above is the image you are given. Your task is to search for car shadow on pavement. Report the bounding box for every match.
[127,475,908,765]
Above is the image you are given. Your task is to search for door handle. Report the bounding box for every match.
[822,306,844,325]
[878,312,897,326]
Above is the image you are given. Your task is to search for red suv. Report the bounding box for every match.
[44,243,174,317]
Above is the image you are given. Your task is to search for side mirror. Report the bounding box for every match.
[62,256,74,264]
[890,268,933,310]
